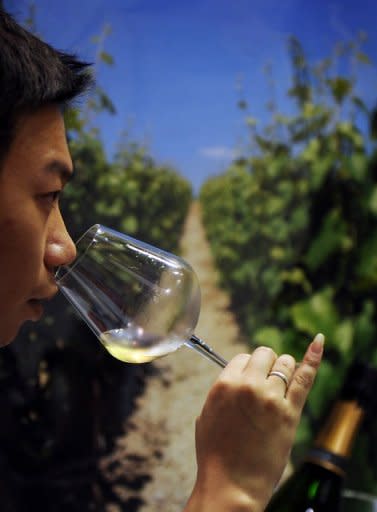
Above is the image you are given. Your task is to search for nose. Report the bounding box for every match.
[44,209,77,271]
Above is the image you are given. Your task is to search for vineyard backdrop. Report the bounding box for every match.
[0,7,377,510]
[200,36,377,492]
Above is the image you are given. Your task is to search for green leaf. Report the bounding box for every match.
[304,209,347,270]
[289,205,309,231]
[336,122,364,149]
[348,153,367,181]
[355,232,377,286]
[270,246,285,261]
[290,287,338,340]
[99,51,114,66]
[356,51,371,65]
[326,77,352,104]
[353,301,376,356]
[288,84,311,104]
[301,138,320,162]
[302,102,318,119]
[333,319,354,356]
[274,113,290,125]
[309,155,334,189]
[306,359,340,417]
[254,326,283,353]
[97,89,116,114]
[279,268,312,293]
[246,116,258,127]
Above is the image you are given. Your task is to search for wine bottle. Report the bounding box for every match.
[265,360,377,512]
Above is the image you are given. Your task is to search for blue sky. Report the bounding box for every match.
[5,0,377,192]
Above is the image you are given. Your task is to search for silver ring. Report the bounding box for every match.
[267,370,289,390]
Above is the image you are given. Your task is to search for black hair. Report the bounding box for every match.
[0,8,93,159]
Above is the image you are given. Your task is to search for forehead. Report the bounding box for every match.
[1,105,73,183]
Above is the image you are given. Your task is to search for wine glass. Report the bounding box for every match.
[341,489,377,511]
[55,224,228,367]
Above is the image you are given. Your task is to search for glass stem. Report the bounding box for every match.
[185,334,228,368]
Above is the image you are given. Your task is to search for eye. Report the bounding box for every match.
[39,190,61,206]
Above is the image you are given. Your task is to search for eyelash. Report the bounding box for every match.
[40,190,61,206]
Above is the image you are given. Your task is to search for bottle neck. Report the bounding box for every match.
[305,400,365,477]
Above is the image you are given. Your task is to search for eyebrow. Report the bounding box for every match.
[44,160,74,184]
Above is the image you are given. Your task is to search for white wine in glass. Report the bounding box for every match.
[55,224,228,367]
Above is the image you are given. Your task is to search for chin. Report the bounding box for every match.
[0,337,15,348]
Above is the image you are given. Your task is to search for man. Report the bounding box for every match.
[0,8,323,511]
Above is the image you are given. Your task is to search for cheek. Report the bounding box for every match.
[0,213,45,346]
[0,214,45,297]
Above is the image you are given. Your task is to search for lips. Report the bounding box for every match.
[31,285,59,303]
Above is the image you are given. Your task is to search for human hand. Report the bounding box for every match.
[185,333,324,512]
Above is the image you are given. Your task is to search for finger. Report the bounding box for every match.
[287,333,324,410]
[220,353,251,378]
[266,354,296,397]
[243,346,277,385]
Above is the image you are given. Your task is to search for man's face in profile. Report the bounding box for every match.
[0,105,77,346]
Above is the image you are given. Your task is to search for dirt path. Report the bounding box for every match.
[102,201,250,511]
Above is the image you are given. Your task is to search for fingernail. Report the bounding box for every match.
[310,333,325,354]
